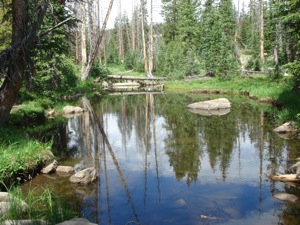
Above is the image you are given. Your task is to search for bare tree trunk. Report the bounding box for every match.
[148,0,154,77]
[81,0,115,81]
[118,0,124,60]
[260,0,264,64]
[88,0,95,55]
[97,0,102,62]
[75,29,79,64]
[81,0,87,74]
[131,3,136,51]
[140,0,148,76]
[0,0,48,125]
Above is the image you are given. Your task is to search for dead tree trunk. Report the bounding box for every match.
[148,0,154,77]
[140,0,148,76]
[81,0,115,81]
[260,0,264,64]
[0,0,48,125]
[81,0,87,74]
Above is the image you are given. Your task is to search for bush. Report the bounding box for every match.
[90,60,110,79]
[246,57,261,71]
[284,61,300,90]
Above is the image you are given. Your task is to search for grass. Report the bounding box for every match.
[0,135,51,185]
[164,75,300,125]
[108,64,145,77]
[0,185,77,224]
[164,75,290,98]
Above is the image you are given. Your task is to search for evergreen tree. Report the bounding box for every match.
[161,0,180,43]
[200,0,239,79]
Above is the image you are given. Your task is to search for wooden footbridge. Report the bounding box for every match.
[103,75,166,94]
[108,75,165,85]
[106,75,166,88]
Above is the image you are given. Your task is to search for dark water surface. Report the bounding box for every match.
[22,93,300,225]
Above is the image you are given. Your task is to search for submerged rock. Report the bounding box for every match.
[69,167,98,185]
[56,218,97,225]
[188,108,231,116]
[273,193,299,203]
[56,166,74,175]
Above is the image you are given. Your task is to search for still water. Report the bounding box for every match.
[23,93,300,225]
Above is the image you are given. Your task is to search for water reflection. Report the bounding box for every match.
[25,94,300,225]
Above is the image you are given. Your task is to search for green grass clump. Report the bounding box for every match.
[0,186,77,225]
[0,139,50,182]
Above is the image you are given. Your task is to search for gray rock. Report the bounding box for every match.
[3,220,47,225]
[56,166,74,175]
[187,98,231,110]
[188,108,230,116]
[287,161,300,174]
[63,106,84,114]
[273,193,299,203]
[273,122,295,134]
[0,192,9,201]
[41,160,58,174]
[69,167,98,185]
[0,192,28,218]
[56,218,97,225]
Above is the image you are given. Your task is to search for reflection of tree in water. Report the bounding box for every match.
[158,95,202,185]
[157,94,289,183]
[199,105,240,180]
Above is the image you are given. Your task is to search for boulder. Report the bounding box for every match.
[41,160,58,174]
[287,161,300,174]
[188,108,230,116]
[69,167,98,185]
[63,106,84,114]
[0,192,9,201]
[187,98,231,116]
[3,220,47,225]
[56,218,97,225]
[273,122,295,134]
[56,166,74,175]
[45,109,55,118]
[0,192,28,218]
[187,98,231,110]
[273,193,299,203]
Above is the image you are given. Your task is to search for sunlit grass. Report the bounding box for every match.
[165,75,300,125]
[108,64,145,77]
[165,76,292,98]
[0,185,77,225]
[0,139,50,182]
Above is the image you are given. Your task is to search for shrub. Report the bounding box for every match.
[90,60,110,79]
[284,61,300,90]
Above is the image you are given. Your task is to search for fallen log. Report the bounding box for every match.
[271,174,300,182]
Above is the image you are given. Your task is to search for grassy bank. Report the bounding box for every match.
[164,75,300,125]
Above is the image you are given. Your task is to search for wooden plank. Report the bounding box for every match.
[108,75,166,81]
[109,91,164,96]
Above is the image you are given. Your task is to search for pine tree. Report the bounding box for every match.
[200,0,239,79]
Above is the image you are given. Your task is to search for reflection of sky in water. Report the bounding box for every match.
[61,95,297,225]
[78,110,290,224]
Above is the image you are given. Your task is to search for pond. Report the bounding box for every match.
[21,93,300,225]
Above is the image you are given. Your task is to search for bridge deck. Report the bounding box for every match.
[108,75,166,81]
